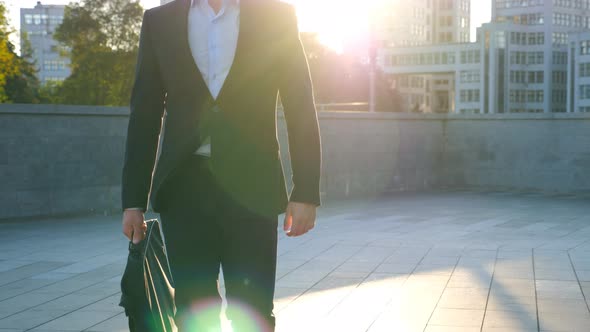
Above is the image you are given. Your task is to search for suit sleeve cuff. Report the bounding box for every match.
[289,186,321,207]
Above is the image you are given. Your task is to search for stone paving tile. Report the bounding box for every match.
[84,312,127,332]
[0,262,70,287]
[424,326,480,332]
[0,309,70,330]
[0,279,58,302]
[537,298,590,314]
[575,269,590,282]
[0,292,62,318]
[437,287,489,310]
[0,260,40,273]
[494,267,535,279]
[29,310,118,331]
[482,310,539,330]
[429,308,485,327]
[535,268,577,281]
[491,278,536,298]
[310,276,364,290]
[536,280,586,300]
[538,311,590,332]
[33,292,118,312]
[486,295,537,313]
[1,192,590,331]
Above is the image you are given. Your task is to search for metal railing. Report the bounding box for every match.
[278,102,370,112]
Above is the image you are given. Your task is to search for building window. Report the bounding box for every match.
[510,90,527,103]
[554,13,570,26]
[460,108,480,114]
[439,0,453,10]
[552,71,567,85]
[528,71,544,84]
[460,17,468,28]
[552,90,567,104]
[553,32,568,46]
[527,51,544,65]
[460,70,480,83]
[510,32,529,45]
[581,40,590,55]
[527,90,544,103]
[460,50,480,64]
[580,85,590,99]
[510,108,544,113]
[580,63,590,77]
[497,0,545,9]
[510,71,527,84]
[460,89,480,102]
[49,15,63,25]
[498,13,544,25]
[511,51,526,65]
[553,51,568,64]
[555,0,589,9]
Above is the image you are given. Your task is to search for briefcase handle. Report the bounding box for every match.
[128,219,159,252]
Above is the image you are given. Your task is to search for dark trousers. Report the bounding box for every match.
[159,155,278,332]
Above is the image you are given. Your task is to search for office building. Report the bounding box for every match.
[375,0,471,113]
[20,1,70,84]
[567,31,590,113]
[381,0,590,114]
[492,0,585,113]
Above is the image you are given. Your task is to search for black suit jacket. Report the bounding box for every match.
[122,0,322,217]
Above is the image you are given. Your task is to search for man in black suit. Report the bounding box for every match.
[120,0,321,331]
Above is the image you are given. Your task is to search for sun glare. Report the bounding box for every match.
[292,0,387,54]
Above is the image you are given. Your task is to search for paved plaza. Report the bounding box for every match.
[0,191,589,332]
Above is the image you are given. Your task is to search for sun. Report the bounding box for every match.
[291,0,387,54]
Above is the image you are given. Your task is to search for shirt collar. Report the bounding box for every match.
[191,0,240,8]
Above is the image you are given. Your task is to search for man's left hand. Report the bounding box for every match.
[283,202,317,237]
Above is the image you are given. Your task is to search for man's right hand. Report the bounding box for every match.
[122,210,147,244]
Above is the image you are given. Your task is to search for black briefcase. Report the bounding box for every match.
[119,219,176,332]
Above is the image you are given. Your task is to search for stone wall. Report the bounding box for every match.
[1,104,589,219]
[0,105,128,219]
[278,112,445,202]
[442,114,590,193]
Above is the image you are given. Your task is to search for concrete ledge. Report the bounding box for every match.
[315,111,590,121]
[4,103,590,120]
[2,104,590,220]
[0,104,129,116]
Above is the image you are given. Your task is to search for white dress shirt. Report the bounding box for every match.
[189,0,240,156]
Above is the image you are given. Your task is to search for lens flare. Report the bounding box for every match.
[180,298,223,331]
[224,299,272,332]
[180,297,271,332]
[291,0,389,53]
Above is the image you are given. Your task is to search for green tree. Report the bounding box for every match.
[54,0,143,106]
[0,2,41,103]
[0,2,20,102]
[5,31,42,103]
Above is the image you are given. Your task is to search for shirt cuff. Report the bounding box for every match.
[124,207,145,212]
